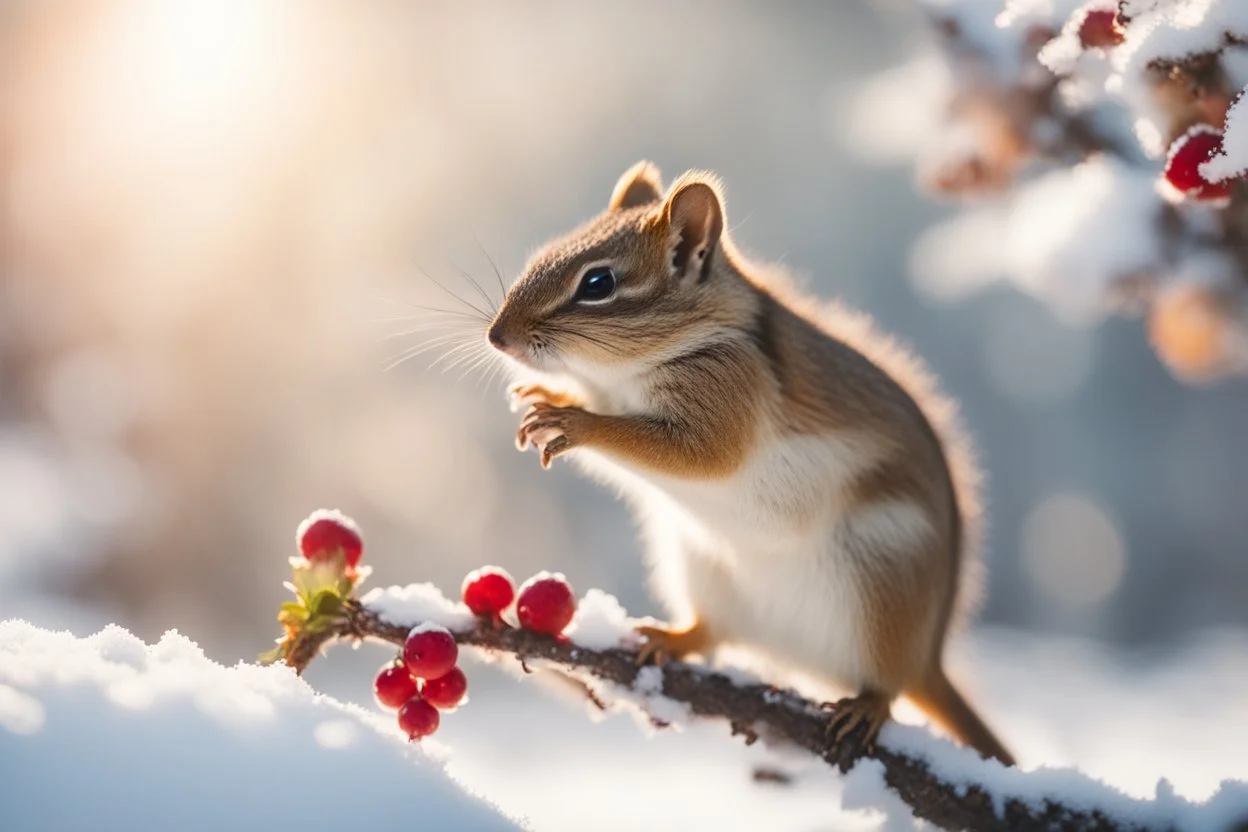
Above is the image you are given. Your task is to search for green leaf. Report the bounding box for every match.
[280,601,308,619]
[290,552,349,604]
[290,567,317,604]
[308,589,343,619]
[277,609,304,630]
[257,646,285,666]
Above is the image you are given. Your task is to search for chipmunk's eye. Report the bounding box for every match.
[575,266,617,303]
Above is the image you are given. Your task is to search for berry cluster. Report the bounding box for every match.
[374,625,465,740]
[374,566,578,741]
[1064,4,1243,206]
[1062,4,1242,206]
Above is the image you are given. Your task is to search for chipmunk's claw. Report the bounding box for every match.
[820,692,891,771]
[634,622,710,667]
[509,383,578,413]
[515,403,583,467]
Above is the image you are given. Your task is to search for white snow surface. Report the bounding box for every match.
[6,611,1248,831]
[0,619,519,832]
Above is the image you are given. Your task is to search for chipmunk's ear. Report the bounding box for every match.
[664,174,724,283]
[608,161,663,211]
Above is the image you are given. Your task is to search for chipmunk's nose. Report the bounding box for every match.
[487,322,509,351]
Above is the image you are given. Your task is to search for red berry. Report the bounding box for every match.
[373,661,419,710]
[462,566,516,617]
[516,573,576,636]
[1164,125,1231,202]
[421,666,468,710]
[403,624,458,680]
[1077,8,1124,49]
[397,696,440,740]
[297,509,363,567]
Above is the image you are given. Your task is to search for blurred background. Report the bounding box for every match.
[2,0,1247,816]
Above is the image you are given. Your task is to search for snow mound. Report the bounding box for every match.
[0,620,519,832]
[565,589,639,651]
[360,582,477,632]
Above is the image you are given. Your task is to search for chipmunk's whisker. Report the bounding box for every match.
[466,221,509,301]
[430,340,487,373]
[553,327,616,352]
[456,349,502,388]
[386,331,477,356]
[476,355,509,392]
[383,332,480,372]
[378,320,481,342]
[452,262,499,317]
[416,265,493,322]
[369,294,485,321]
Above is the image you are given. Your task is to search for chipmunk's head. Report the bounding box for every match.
[488,162,745,377]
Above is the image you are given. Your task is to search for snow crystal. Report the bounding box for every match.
[295,507,362,546]
[1113,0,1248,77]
[360,582,477,632]
[1202,90,1248,182]
[409,620,454,637]
[634,664,664,694]
[1037,1,1120,77]
[575,663,692,734]
[0,619,520,832]
[566,589,640,650]
[997,0,1090,30]
[1103,0,1248,157]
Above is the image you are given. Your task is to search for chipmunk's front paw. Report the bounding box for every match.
[508,383,579,413]
[516,403,591,468]
[820,691,891,771]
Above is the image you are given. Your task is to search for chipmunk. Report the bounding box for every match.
[486,161,1014,766]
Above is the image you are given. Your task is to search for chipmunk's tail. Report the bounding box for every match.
[907,668,1015,766]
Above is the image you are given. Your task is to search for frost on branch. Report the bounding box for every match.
[850,0,1248,381]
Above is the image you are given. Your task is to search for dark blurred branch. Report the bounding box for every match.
[287,598,1176,832]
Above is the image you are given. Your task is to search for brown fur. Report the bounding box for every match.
[493,162,1009,765]
[908,669,1015,765]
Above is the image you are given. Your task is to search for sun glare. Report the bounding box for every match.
[103,0,288,148]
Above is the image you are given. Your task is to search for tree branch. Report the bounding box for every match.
[285,598,1176,832]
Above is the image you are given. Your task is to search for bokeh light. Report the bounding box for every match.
[1020,492,1126,609]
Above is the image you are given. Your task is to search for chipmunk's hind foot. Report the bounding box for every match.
[821,690,892,771]
[634,621,711,666]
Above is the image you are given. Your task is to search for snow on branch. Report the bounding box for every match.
[280,584,1248,832]
[851,0,1248,381]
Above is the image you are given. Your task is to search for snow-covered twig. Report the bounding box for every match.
[853,1,1248,381]
[283,593,1216,832]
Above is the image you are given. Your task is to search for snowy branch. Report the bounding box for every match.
[852,0,1248,381]
[283,595,1216,832]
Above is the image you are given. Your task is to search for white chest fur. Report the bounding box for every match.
[575,427,904,691]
